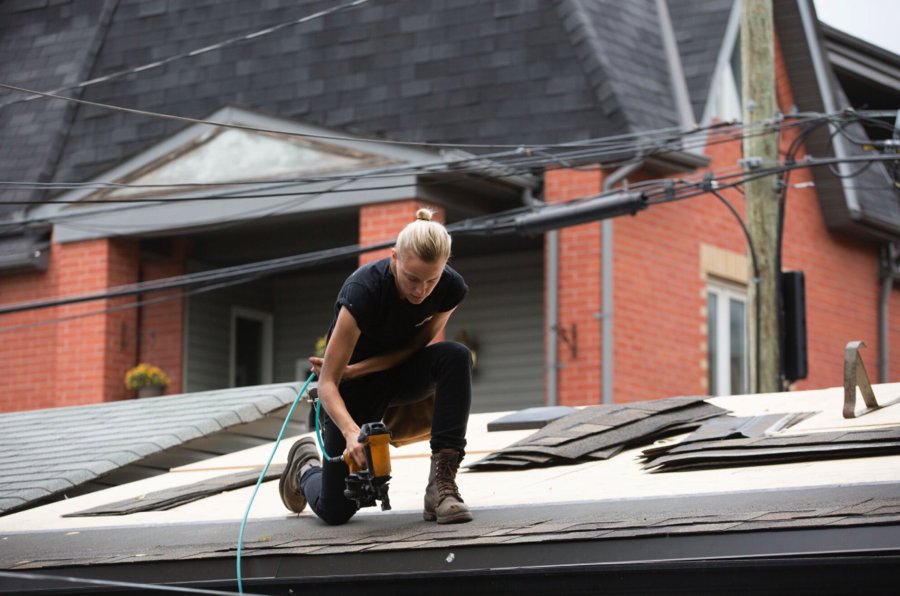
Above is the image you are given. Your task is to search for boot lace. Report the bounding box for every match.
[434,453,462,500]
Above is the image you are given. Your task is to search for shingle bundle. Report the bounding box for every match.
[641,425,900,473]
[468,396,726,471]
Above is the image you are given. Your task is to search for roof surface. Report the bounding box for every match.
[1,383,898,593]
[0,383,303,516]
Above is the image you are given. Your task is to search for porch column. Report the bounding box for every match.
[137,238,187,395]
[54,237,140,406]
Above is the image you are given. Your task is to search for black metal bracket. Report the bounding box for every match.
[843,340,900,418]
[555,323,577,359]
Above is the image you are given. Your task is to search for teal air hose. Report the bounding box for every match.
[236,373,316,594]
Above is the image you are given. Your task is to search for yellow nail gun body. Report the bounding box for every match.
[344,421,392,511]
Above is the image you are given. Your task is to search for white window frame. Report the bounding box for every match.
[707,280,749,396]
[229,306,274,388]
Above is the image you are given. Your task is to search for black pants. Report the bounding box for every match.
[300,340,472,525]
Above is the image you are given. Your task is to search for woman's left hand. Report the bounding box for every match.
[308,357,359,380]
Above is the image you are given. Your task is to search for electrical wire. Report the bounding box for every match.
[236,373,316,595]
[0,0,372,110]
[0,569,264,595]
[1,151,896,319]
[0,77,816,159]
[708,185,761,393]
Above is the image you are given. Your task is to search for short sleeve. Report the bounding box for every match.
[336,281,375,332]
[438,269,468,312]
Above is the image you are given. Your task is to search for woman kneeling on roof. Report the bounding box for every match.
[278,208,474,525]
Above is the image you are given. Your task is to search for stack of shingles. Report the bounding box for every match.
[641,416,900,472]
[64,465,286,517]
[468,397,726,471]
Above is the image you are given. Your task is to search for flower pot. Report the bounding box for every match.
[137,386,165,398]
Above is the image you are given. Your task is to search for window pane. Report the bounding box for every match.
[235,317,264,387]
[708,293,718,395]
[729,298,746,394]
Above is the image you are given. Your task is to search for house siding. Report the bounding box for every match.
[446,249,545,413]
[273,267,354,383]
[184,276,274,393]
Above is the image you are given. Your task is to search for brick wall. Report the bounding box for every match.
[0,237,140,411]
[358,200,445,266]
[544,31,898,406]
[544,168,604,405]
[135,239,188,396]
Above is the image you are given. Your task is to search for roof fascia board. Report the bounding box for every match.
[821,23,900,67]
[699,0,740,127]
[795,0,863,219]
[826,50,900,94]
[51,175,418,243]
[655,0,696,130]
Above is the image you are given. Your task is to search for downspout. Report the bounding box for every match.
[879,272,892,383]
[527,186,559,407]
[601,161,644,405]
[597,0,688,405]
[547,230,560,406]
[879,243,898,383]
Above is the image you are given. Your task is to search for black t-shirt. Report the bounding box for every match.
[327,257,468,364]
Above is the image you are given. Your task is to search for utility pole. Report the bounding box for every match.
[741,0,780,393]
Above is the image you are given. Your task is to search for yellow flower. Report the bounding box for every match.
[314,335,327,358]
[124,363,170,390]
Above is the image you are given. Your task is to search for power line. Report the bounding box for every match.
[0,0,372,109]
[0,79,806,154]
[0,117,821,208]
[0,569,265,595]
[0,150,895,321]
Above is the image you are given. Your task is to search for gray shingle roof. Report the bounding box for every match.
[4,1,894,238]
[561,0,680,132]
[0,0,108,217]
[0,383,302,515]
[1,0,689,208]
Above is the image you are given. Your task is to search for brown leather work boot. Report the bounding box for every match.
[279,437,320,513]
[423,449,473,524]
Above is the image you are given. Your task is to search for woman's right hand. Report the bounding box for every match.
[342,425,367,468]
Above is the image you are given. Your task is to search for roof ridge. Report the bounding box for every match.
[555,0,633,130]
[38,0,121,204]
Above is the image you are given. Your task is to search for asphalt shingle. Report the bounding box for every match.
[0,383,301,515]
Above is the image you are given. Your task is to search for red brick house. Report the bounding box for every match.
[0,0,897,413]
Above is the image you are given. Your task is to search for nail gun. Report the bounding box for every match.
[343,421,392,511]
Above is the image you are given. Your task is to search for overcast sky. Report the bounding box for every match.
[813,0,900,56]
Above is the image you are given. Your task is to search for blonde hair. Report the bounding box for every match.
[395,208,451,263]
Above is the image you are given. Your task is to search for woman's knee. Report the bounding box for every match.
[313,499,357,526]
[318,509,355,526]
[436,340,472,369]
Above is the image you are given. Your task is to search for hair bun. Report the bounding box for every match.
[415,208,433,222]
